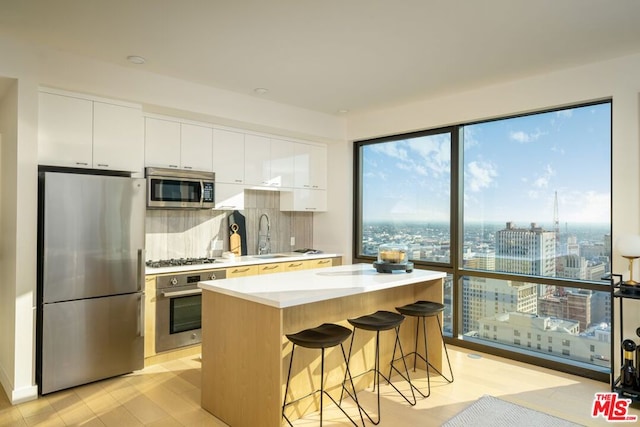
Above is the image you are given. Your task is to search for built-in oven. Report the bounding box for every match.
[146,167,215,209]
[155,269,226,353]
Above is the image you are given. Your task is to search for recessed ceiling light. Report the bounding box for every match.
[127,55,146,65]
[254,88,269,95]
[337,109,349,114]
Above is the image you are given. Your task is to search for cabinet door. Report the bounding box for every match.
[293,143,327,190]
[309,144,327,190]
[144,117,181,169]
[93,102,144,172]
[280,189,327,212]
[181,123,213,171]
[270,138,294,188]
[213,129,245,183]
[226,265,259,278]
[283,261,306,272]
[38,91,93,168]
[244,134,271,187]
[305,258,333,269]
[258,263,284,274]
[214,183,245,210]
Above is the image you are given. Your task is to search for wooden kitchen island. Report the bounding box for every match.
[198,263,446,427]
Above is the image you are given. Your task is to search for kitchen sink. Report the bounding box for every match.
[251,254,291,259]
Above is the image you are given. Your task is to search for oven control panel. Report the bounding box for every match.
[156,269,227,289]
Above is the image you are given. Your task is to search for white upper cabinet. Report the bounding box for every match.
[294,143,327,190]
[180,123,213,171]
[244,135,295,189]
[144,117,180,168]
[280,189,327,212]
[38,90,144,172]
[38,91,93,168]
[93,101,144,172]
[244,134,271,187]
[145,117,213,172]
[215,182,246,210]
[270,138,295,188]
[212,129,245,184]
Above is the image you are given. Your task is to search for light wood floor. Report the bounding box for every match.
[1,346,637,426]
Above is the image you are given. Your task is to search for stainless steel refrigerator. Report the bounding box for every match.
[37,170,146,394]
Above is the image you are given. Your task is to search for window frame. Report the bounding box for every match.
[352,99,612,382]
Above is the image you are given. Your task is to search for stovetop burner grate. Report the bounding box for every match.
[146,258,219,268]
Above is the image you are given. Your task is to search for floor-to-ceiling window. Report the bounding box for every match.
[354,100,612,380]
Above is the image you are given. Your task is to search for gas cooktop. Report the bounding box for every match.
[145,258,222,268]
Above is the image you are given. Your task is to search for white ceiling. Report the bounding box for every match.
[2,0,640,115]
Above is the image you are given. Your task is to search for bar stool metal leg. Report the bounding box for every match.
[393,301,454,399]
[282,323,364,427]
[340,311,416,425]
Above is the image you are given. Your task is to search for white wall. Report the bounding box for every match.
[0,80,18,402]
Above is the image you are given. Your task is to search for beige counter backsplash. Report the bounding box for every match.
[144,190,314,261]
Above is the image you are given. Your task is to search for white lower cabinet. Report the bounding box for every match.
[280,189,326,212]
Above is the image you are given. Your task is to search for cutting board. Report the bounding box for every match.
[228,210,247,256]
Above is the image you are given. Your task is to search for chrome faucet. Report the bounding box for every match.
[258,213,271,254]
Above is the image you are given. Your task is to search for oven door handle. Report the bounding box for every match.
[162,288,203,298]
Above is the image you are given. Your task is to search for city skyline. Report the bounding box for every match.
[361,102,611,225]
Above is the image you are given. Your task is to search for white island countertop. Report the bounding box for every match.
[198,263,446,309]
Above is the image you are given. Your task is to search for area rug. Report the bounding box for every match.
[443,395,584,427]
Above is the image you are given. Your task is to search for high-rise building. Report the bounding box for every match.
[462,277,538,333]
[539,289,592,330]
[495,222,556,276]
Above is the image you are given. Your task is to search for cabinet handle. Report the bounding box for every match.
[75,162,89,166]
[234,179,243,183]
[305,207,317,211]
[184,166,192,169]
[232,267,251,273]
[262,265,279,270]
[318,260,330,265]
[97,163,109,167]
[303,185,310,188]
[169,164,179,168]
[288,262,303,268]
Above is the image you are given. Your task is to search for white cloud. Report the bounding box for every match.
[533,164,555,189]
[510,129,545,143]
[371,142,409,161]
[556,109,573,119]
[466,161,498,192]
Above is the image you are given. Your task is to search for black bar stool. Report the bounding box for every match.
[340,310,416,425]
[393,300,454,398]
[282,323,364,427]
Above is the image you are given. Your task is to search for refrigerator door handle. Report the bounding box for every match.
[138,249,145,292]
[138,292,144,338]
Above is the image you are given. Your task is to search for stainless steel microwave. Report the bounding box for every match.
[146,167,215,209]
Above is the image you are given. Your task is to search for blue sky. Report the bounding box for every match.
[362,102,611,226]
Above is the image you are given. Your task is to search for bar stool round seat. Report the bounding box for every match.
[287,323,353,348]
[396,300,445,317]
[394,300,454,398]
[341,310,416,425]
[283,323,364,427]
